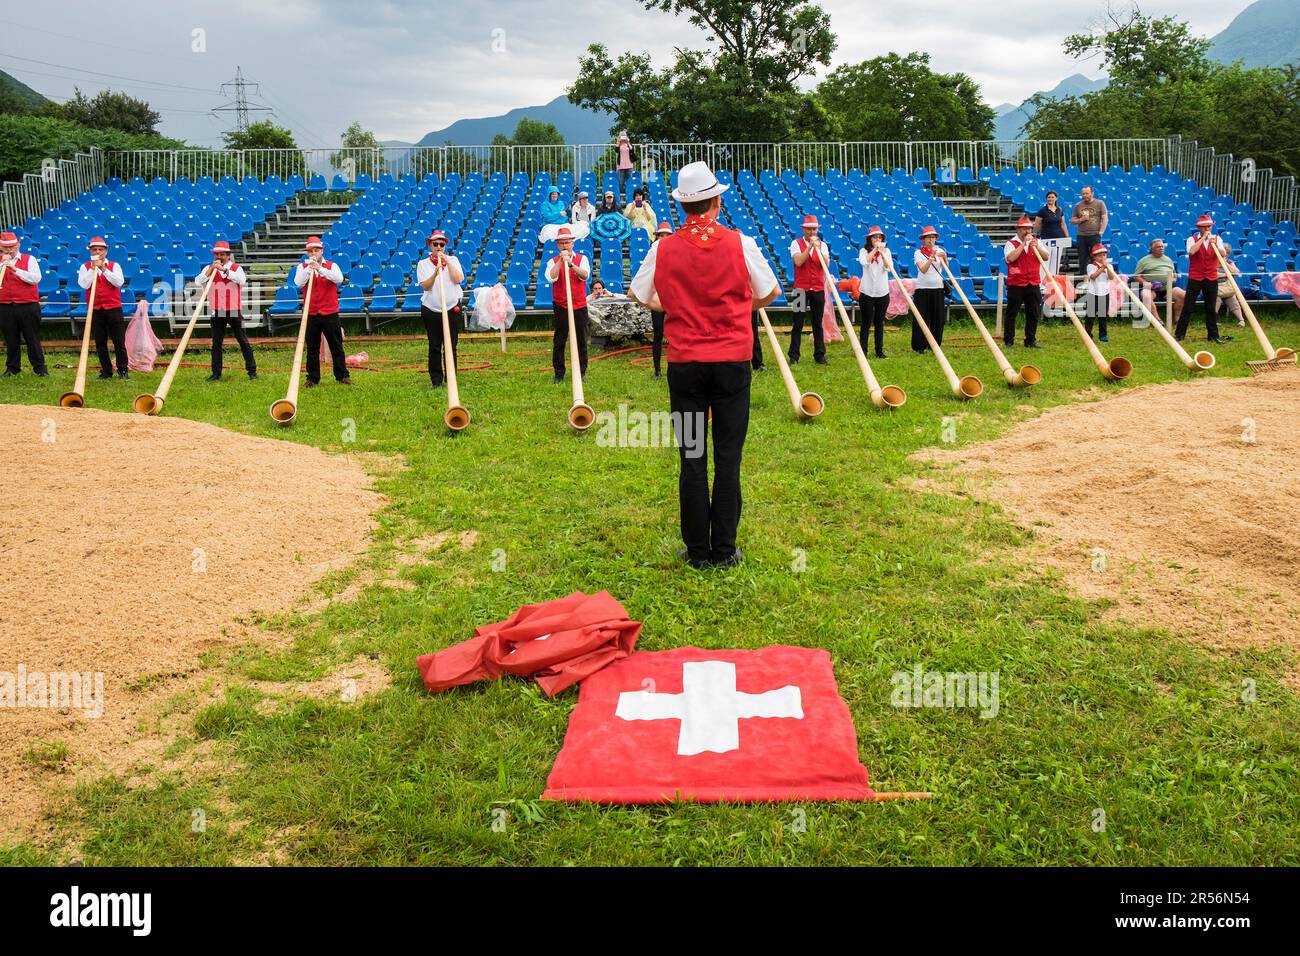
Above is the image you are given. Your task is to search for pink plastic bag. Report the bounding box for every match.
[821,291,842,342]
[125,300,162,372]
[886,278,918,318]
[1272,271,1300,306]
[1107,272,1129,316]
[318,330,367,366]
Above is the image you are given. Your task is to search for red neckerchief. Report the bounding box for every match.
[680,215,728,250]
[920,245,936,259]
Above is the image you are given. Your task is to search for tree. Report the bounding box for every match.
[0,113,184,182]
[568,0,837,143]
[817,53,995,141]
[44,88,160,136]
[221,120,297,151]
[330,120,385,178]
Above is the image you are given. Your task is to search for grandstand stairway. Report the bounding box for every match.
[240,197,353,331]
[928,183,1024,246]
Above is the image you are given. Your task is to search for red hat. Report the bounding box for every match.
[656,221,672,235]
[1196,214,1213,227]
[555,227,574,241]
[88,236,107,248]
[304,236,323,250]
[867,225,884,238]
[1091,243,1108,256]
[801,215,819,229]
[1015,215,1033,229]
[0,231,18,246]
[426,230,447,243]
[211,240,231,254]
[920,226,939,239]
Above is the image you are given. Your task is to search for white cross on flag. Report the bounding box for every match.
[542,646,875,803]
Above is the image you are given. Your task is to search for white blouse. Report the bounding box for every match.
[914,247,946,290]
[858,246,892,298]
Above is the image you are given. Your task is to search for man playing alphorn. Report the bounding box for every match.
[629,161,779,570]
[544,226,590,384]
[415,229,465,389]
[77,236,128,379]
[198,240,257,381]
[292,236,351,387]
[1003,216,1045,349]
[0,231,49,377]
[788,214,829,365]
[1175,214,1232,345]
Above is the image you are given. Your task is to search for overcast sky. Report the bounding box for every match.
[3,0,1255,148]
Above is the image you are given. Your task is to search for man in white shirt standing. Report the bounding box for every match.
[0,231,48,377]
[415,229,465,389]
[77,236,128,379]
[292,236,350,387]
[197,240,256,381]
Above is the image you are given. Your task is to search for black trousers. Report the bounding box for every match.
[420,305,460,385]
[1004,284,1042,346]
[857,293,888,357]
[912,287,946,352]
[210,310,256,376]
[667,360,751,565]
[1,301,46,373]
[90,307,127,374]
[750,312,764,369]
[1175,278,1222,341]
[651,310,665,374]
[1084,294,1109,338]
[305,312,348,383]
[788,289,826,361]
[552,304,589,377]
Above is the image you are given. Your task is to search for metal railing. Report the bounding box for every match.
[1,146,106,228]
[1166,134,1300,224]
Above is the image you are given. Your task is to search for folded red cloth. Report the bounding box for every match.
[416,590,642,696]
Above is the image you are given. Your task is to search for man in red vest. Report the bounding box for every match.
[630,161,780,570]
[0,231,48,377]
[788,214,829,364]
[1003,215,1045,349]
[292,236,351,386]
[197,240,257,381]
[1175,214,1232,344]
[544,226,590,384]
[77,236,128,379]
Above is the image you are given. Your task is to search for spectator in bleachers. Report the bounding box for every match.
[0,231,49,377]
[544,226,591,384]
[293,236,352,388]
[1175,214,1232,344]
[77,237,129,380]
[541,187,568,226]
[1083,243,1111,342]
[589,278,613,299]
[1070,186,1108,274]
[912,226,948,352]
[649,221,672,377]
[1032,190,1070,278]
[1133,239,1185,318]
[1003,216,1045,349]
[570,191,596,225]
[597,190,621,216]
[624,187,658,240]
[789,214,829,365]
[856,226,891,359]
[416,230,465,389]
[1215,243,1246,327]
[615,131,637,189]
[197,240,257,382]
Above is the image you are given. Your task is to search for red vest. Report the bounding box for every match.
[654,219,753,363]
[0,253,40,304]
[1005,239,1041,287]
[792,237,826,291]
[550,254,588,309]
[301,260,339,314]
[1188,235,1220,282]
[83,260,122,310]
[208,264,243,312]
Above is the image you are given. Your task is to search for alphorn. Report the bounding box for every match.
[884,256,982,399]
[58,270,100,408]
[757,308,824,420]
[1211,243,1296,363]
[1032,246,1132,381]
[938,258,1040,387]
[1104,263,1214,372]
[269,271,314,425]
[437,271,470,431]
[815,252,905,408]
[561,259,594,431]
[133,269,220,414]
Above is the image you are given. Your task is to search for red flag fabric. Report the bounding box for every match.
[416,590,641,697]
[542,646,875,803]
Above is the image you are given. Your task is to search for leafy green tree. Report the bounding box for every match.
[221,120,297,151]
[0,114,184,182]
[331,120,385,178]
[43,88,160,136]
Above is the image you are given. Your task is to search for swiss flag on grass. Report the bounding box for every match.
[542,646,875,803]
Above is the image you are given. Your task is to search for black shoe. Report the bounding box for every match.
[553,374,564,384]
[676,547,710,571]
[305,380,318,388]
[2,369,16,377]
[247,371,258,381]
[1003,341,1014,349]
[711,548,743,569]
[814,356,828,365]
[117,370,128,379]
[1025,342,1042,349]
[1099,335,1109,343]
[788,355,800,365]
[1210,335,1233,344]
[1174,335,1185,343]
[35,369,49,377]
[431,380,444,389]
[338,378,353,385]
[97,372,113,380]
[206,374,221,382]
[875,352,886,359]
[653,369,661,378]
[754,364,766,372]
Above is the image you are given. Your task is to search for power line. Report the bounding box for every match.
[0,51,216,95]
[3,23,202,65]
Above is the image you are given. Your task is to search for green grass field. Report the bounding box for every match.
[3,309,1299,866]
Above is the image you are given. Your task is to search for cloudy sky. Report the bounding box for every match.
[4,0,1256,147]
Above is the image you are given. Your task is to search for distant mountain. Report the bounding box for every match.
[1209,0,1300,69]
[992,73,1108,142]
[0,69,48,108]
[415,95,613,147]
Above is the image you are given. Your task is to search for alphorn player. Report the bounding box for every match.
[788,214,829,365]
[912,226,947,353]
[198,240,257,381]
[649,220,673,378]
[292,236,351,387]
[77,236,128,380]
[1176,214,1233,345]
[1003,215,1045,349]
[629,160,779,570]
[857,225,891,359]
[0,230,49,377]
[544,226,590,385]
[415,229,465,389]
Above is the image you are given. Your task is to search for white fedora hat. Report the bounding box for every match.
[672,161,729,202]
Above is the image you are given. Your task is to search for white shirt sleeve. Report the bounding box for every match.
[544,256,559,283]
[741,234,779,297]
[858,248,869,270]
[628,242,659,302]
[915,249,928,271]
[1004,240,1017,261]
[228,263,247,286]
[322,261,343,285]
[77,264,93,289]
[13,256,40,285]
[104,263,124,288]
[197,264,213,283]
[293,263,310,287]
[416,257,434,285]
[573,253,590,280]
[789,239,802,260]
